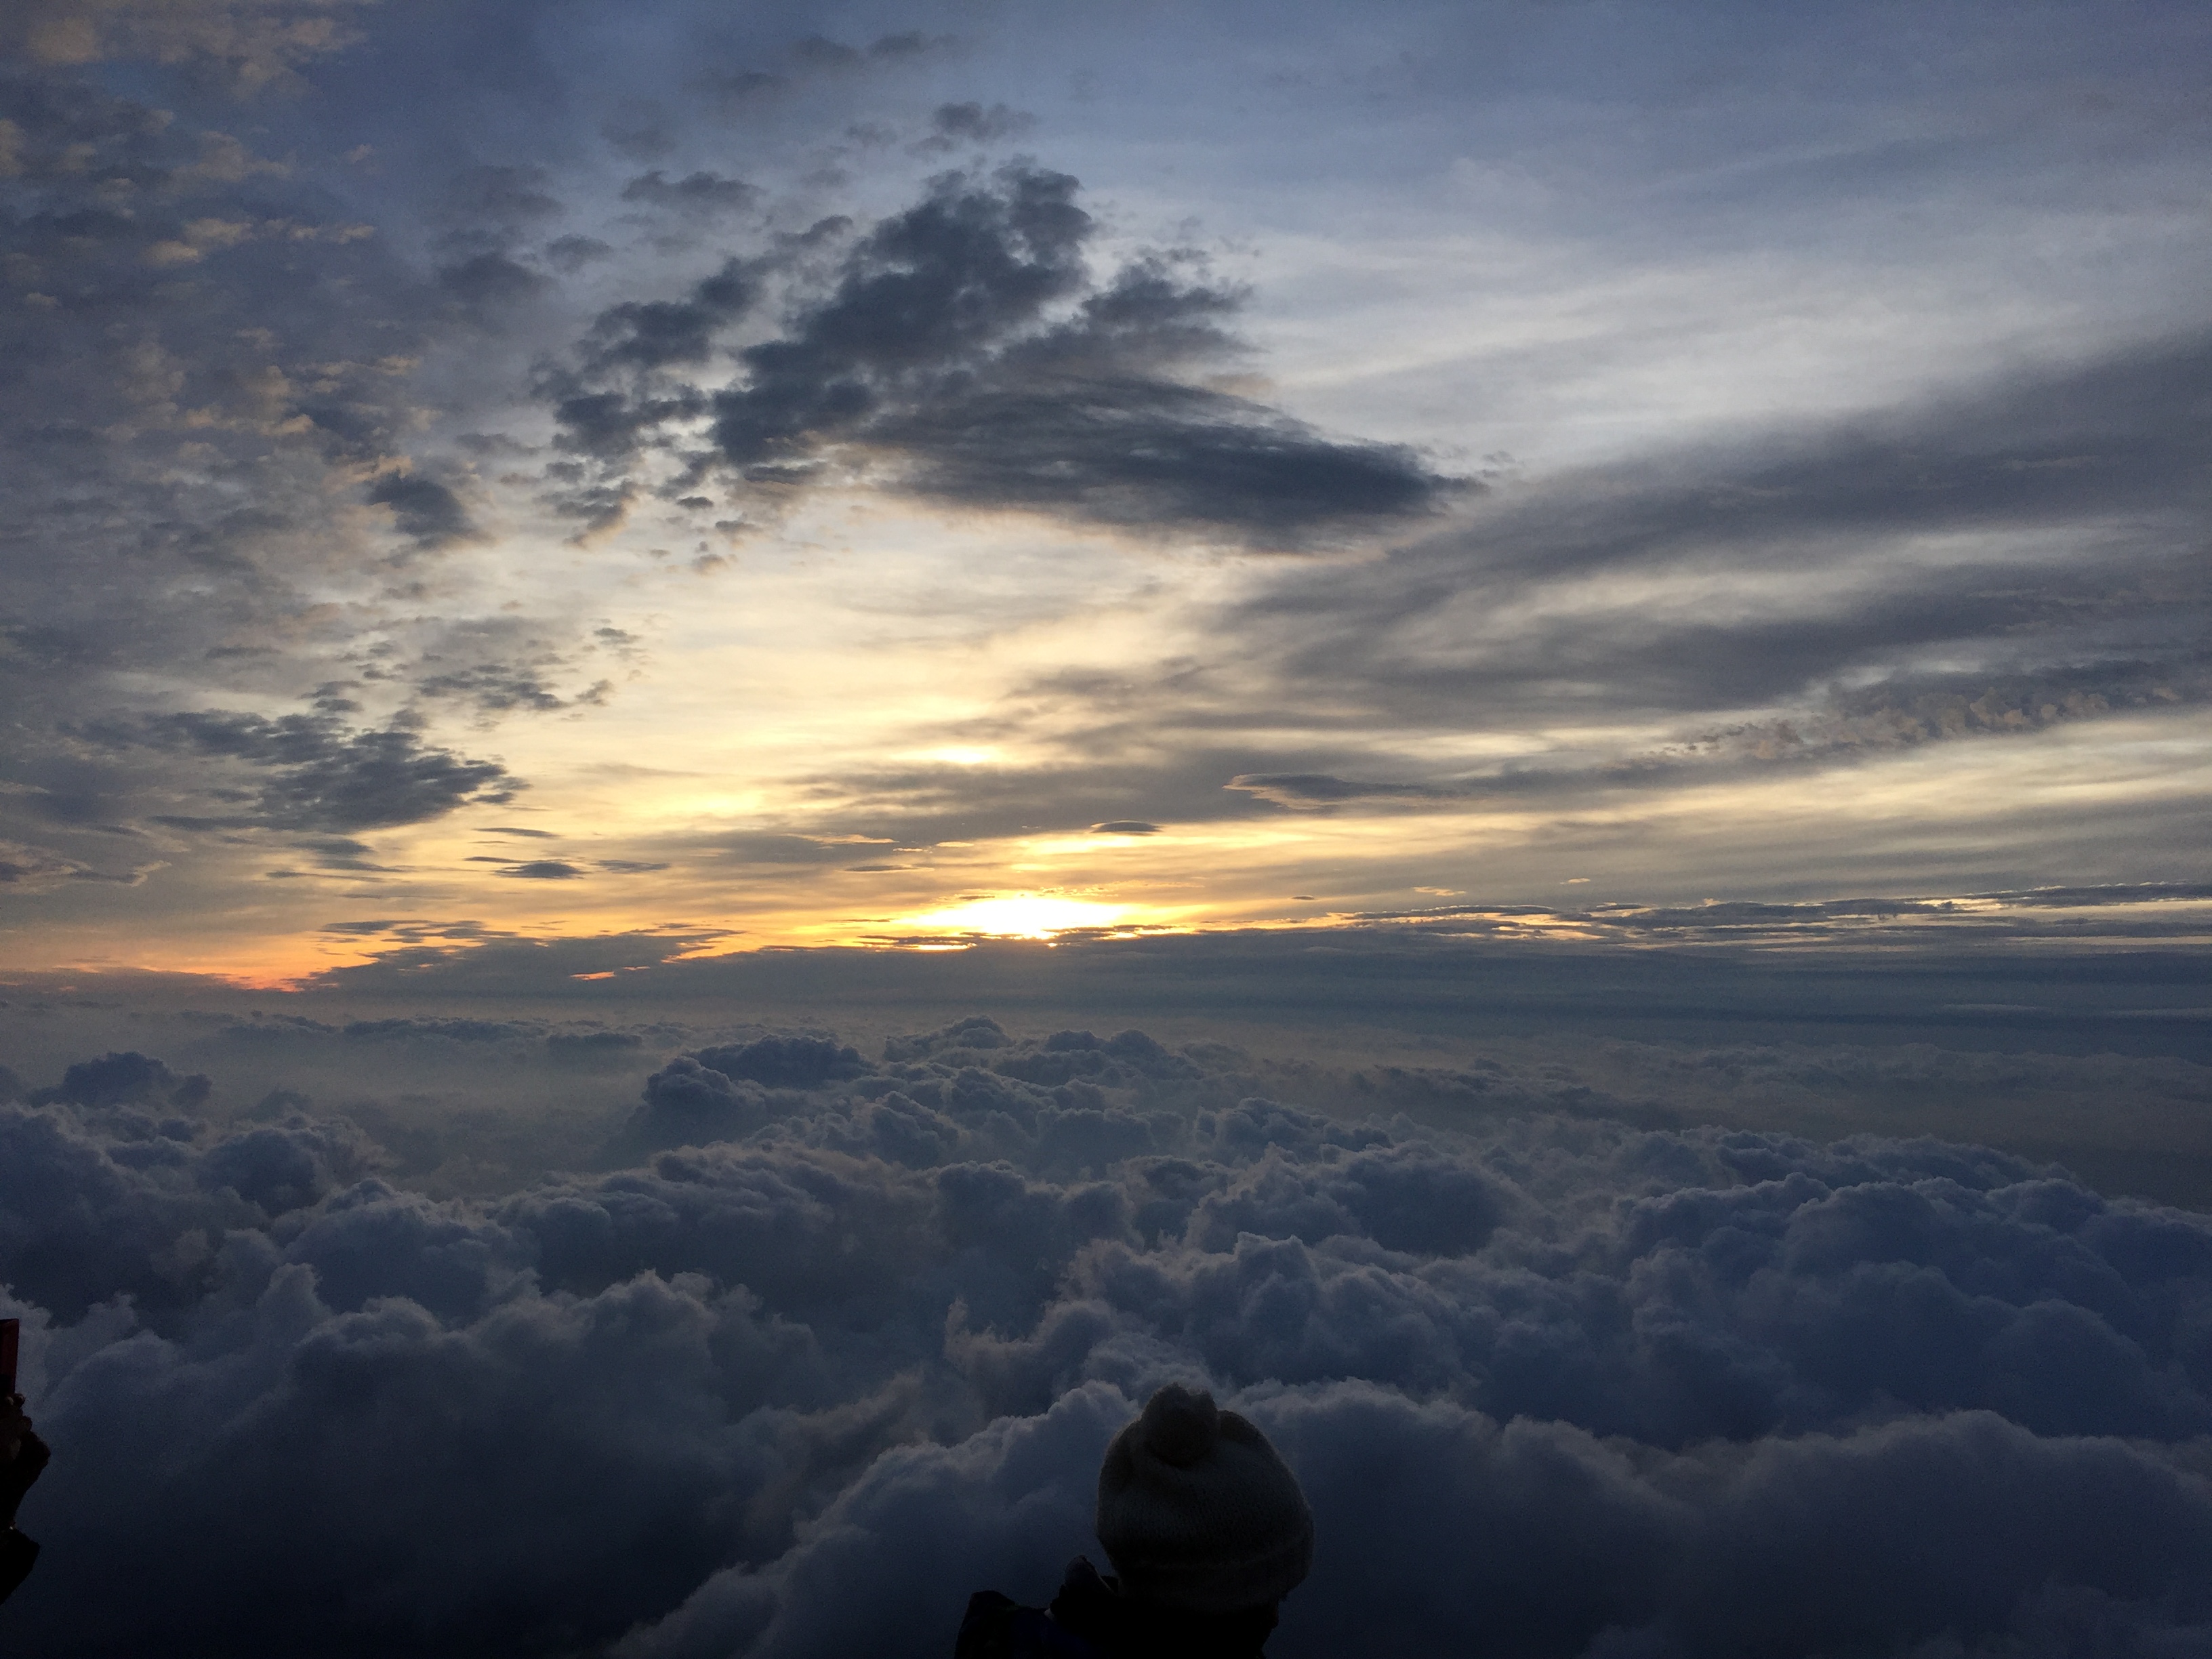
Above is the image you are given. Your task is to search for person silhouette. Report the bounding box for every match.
[956,1384,1313,1658]
[0,1391,48,1605]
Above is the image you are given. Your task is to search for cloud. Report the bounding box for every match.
[545,232,616,271]
[915,102,1038,152]
[0,839,150,890]
[302,928,731,996]
[1217,334,2212,750]
[720,834,902,866]
[543,167,1459,546]
[437,251,552,312]
[415,662,607,716]
[619,170,760,219]
[438,165,565,228]
[0,46,596,913]
[569,258,762,383]
[29,1050,209,1111]
[2,1017,2209,1656]
[1,0,373,94]
[340,1017,541,1044]
[124,710,518,831]
[1226,773,1437,806]
[365,472,475,547]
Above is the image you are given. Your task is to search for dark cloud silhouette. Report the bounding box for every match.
[2,1019,2209,1656]
[438,250,552,311]
[694,1035,863,1089]
[720,834,901,865]
[365,472,475,546]
[571,258,761,382]
[341,1017,539,1044]
[29,1050,209,1112]
[544,232,616,270]
[919,101,1038,150]
[544,167,1458,545]
[124,710,518,831]
[438,165,565,228]
[791,30,958,73]
[415,662,607,716]
[0,49,581,903]
[1227,773,1436,806]
[619,169,760,218]
[685,26,954,111]
[546,1029,644,1057]
[1219,335,2212,747]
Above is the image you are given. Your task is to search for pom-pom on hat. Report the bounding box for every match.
[1094,1383,1315,1613]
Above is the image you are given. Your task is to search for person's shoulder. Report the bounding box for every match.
[0,1526,37,1605]
[956,1576,1114,1659]
[956,1590,1023,1658]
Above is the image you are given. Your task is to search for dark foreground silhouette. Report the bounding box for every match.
[957,1385,1312,1659]
[0,1392,47,1605]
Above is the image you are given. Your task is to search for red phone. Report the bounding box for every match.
[0,1319,18,1399]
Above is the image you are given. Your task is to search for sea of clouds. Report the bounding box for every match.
[1,1018,2208,1657]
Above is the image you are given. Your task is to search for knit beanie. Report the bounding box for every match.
[1094,1384,1315,1614]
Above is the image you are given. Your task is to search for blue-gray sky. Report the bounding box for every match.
[2,0,2208,977]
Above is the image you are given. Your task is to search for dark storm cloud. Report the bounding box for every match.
[1197,654,2212,827]
[3,1019,2210,1656]
[918,100,1037,150]
[437,164,566,229]
[365,472,476,546]
[0,45,589,893]
[544,167,1458,545]
[544,232,616,271]
[30,1050,210,1112]
[125,710,518,831]
[673,744,1298,852]
[619,169,761,218]
[437,249,552,312]
[1229,333,2212,733]
[0,839,146,890]
[301,928,733,996]
[1221,646,2212,808]
[412,634,614,716]
[689,28,955,107]
[876,378,1448,535]
[340,1016,541,1044]
[720,834,902,865]
[571,258,761,381]
[1980,881,2212,909]
[1227,773,1438,806]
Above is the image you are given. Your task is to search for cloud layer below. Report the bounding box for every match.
[2,1015,2209,1656]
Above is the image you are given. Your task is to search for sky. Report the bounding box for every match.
[3,0,2209,981]
[4,5,2212,1657]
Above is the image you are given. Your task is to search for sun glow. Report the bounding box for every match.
[903,895,1128,937]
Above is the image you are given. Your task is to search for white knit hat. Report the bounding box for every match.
[1094,1383,1315,1614]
